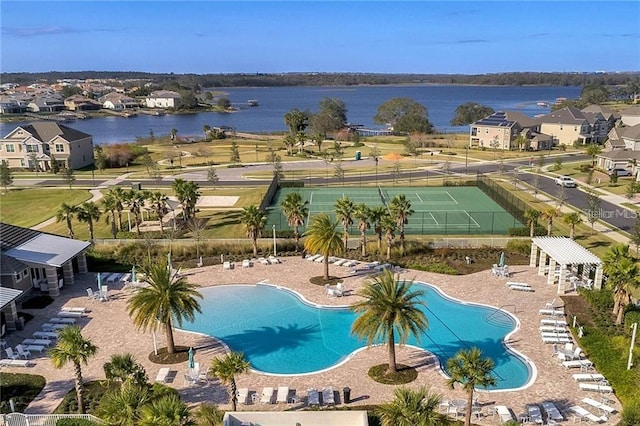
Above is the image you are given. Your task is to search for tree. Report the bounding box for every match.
[303,213,343,280]
[207,167,219,188]
[374,97,434,134]
[50,326,98,414]
[102,192,120,239]
[138,394,192,426]
[556,184,568,208]
[446,347,497,426]
[97,380,152,426]
[141,152,155,176]
[283,108,310,134]
[370,206,387,253]
[376,386,445,426]
[309,97,347,140]
[541,207,559,236]
[193,404,224,426]
[170,128,178,141]
[147,191,170,233]
[585,189,601,230]
[581,84,609,104]
[524,209,540,238]
[106,187,127,231]
[76,201,102,240]
[602,245,640,324]
[532,171,541,199]
[240,205,267,257]
[350,270,428,375]
[625,182,638,201]
[202,124,211,140]
[61,167,76,189]
[103,353,148,387]
[280,192,308,251]
[127,258,203,354]
[266,148,284,180]
[450,102,495,126]
[562,212,583,239]
[56,202,79,239]
[0,160,13,193]
[585,144,602,167]
[335,196,355,252]
[209,352,250,412]
[51,158,60,174]
[354,203,371,256]
[230,140,241,164]
[389,194,414,255]
[187,218,208,260]
[124,189,147,235]
[216,97,231,109]
[172,179,200,222]
[381,214,396,260]
[334,161,345,185]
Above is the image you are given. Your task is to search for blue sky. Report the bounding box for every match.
[2,1,639,74]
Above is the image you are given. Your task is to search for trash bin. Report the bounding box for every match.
[355,151,361,160]
[343,386,351,404]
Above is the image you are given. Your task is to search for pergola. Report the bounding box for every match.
[530,237,603,294]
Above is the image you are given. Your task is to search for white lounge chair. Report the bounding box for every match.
[86,288,99,301]
[526,404,544,424]
[21,344,46,355]
[50,317,76,324]
[57,310,84,318]
[333,259,348,266]
[573,373,605,382]
[540,325,567,333]
[581,397,616,414]
[579,383,613,393]
[22,338,52,347]
[260,386,274,404]
[0,359,32,367]
[61,307,88,313]
[268,256,281,264]
[100,285,109,301]
[33,331,58,340]
[570,346,584,360]
[541,319,568,326]
[494,405,514,423]
[306,254,321,261]
[507,281,530,288]
[541,401,564,422]
[155,367,170,383]
[242,259,251,268]
[511,285,534,292]
[223,261,232,270]
[258,257,270,265]
[276,386,290,403]
[563,359,593,369]
[42,323,68,332]
[237,387,249,404]
[322,387,335,405]
[569,405,605,423]
[307,388,320,406]
[183,373,197,386]
[543,336,573,344]
[541,331,571,338]
[545,298,557,309]
[15,345,31,359]
[539,309,564,316]
[4,347,19,360]
[335,282,344,296]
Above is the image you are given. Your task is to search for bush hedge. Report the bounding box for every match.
[508,226,546,237]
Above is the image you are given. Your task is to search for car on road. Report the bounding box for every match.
[607,168,632,177]
[555,175,577,187]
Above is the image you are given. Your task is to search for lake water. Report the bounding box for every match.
[1,85,581,144]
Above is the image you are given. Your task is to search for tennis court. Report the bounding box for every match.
[266,186,522,235]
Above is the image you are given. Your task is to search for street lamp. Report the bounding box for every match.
[464,146,469,174]
[272,225,277,256]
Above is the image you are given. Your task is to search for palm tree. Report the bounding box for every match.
[103,353,148,387]
[127,258,202,354]
[172,179,200,222]
[76,201,101,240]
[209,352,250,412]
[97,380,152,426]
[50,326,98,414]
[303,213,343,280]
[446,347,497,426]
[193,404,224,426]
[524,209,540,238]
[170,128,178,141]
[124,189,148,235]
[56,202,78,239]
[102,192,120,239]
[603,244,640,324]
[376,386,446,426]
[541,207,559,236]
[370,206,387,253]
[380,214,397,260]
[280,192,308,250]
[350,270,428,375]
[148,191,170,232]
[562,212,583,239]
[389,194,414,255]
[240,205,267,257]
[106,186,127,231]
[354,203,371,256]
[335,196,355,252]
[138,394,192,426]
[585,143,602,167]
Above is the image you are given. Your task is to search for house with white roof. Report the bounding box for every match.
[145,90,181,108]
[99,92,139,110]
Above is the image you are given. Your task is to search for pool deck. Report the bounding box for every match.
[4,256,621,423]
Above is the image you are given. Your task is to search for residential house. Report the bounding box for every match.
[537,106,607,146]
[145,90,181,108]
[27,95,65,113]
[620,106,640,126]
[581,105,620,130]
[0,222,91,331]
[0,122,94,170]
[469,111,550,150]
[99,92,139,110]
[596,124,640,179]
[0,95,26,114]
[64,94,102,111]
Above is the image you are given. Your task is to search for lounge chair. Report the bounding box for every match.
[581,397,616,414]
[573,373,605,382]
[276,386,290,403]
[526,404,543,424]
[569,405,605,423]
[307,388,320,406]
[510,285,534,292]
[541,401,564,422]
[4,347,19,360]
[563,359,593,369]
[183,373,197,386]
[258,257,270,265]
[155,367,170,383]
[571,346,584,360]
[268,256,281,264]
[542,336,572,344]
[314,256,325,263]
[15,345,31,359]
[61,307,88,313]
[33,331,58,340]
[100,285,109,301]
[494,405,514,423]
[42,323,68,332]
[507,281,530,288]
[22,338,52,347]
[21,344,46,355]
[541,331,571,338]
[333,259,348,266]
[579,383,613,393]
[539,309,564,316]
[335,282,344,296]
[545,298,557,309]
[541,319,568,326]
[0,359,32,367]
[306,254,321,261]
[242,259,251,268]
[86,288,99,301]
[57,310,84,318]
[50,317,76,324]
[322,387,335,405]
[237,387,249,404]
[540,325,567,333]
[260,386,274,404]
[223,261,232,270]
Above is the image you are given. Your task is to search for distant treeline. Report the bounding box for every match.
[2,71,639,88]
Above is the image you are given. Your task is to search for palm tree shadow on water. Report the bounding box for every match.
[220,323,321,358]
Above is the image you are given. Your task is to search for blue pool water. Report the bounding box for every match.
[180,283,533,390]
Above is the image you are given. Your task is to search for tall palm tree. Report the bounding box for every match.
[127,258,202,354]
[585,143,602,167]
[106,186,127,231]
[380,214,397,260]
[370,206,387,253]
[562,212,583,239]
[124,189,148,235]
[103,353,148,387]
[138,394,192,426]
[446,347,497,426]
[524,209,540,238]
[102,192,120,239]
[603,244,640,324]
[376,386,446,426]
[172,179,200,222]
[50,326,98,414]
[354,203,371,256]
[280,192,308,250]
[76,201,101,240]
[56,202,78,239]
[350,270,428,375]
[389,194,414,255]
[240,205,267,257]
[148,191,170,232]
[541,207,559,236]
[303,213,343,280]
[97,380,152,426]
[209,352,250,412]
[335,196,355,252]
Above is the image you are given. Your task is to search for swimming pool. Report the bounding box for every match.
[180,283,534,390]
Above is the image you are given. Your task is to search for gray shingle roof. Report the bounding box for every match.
[18,122,91,143]
[538,106,587,125]
[0,254,28,276]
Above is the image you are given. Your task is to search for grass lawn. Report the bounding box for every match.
[550,161,639,197]
[0,188,92,228]
[0,372,46,413]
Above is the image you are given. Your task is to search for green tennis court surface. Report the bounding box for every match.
[266,186,522,235]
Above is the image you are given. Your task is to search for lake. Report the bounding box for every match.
[1,85,581,144]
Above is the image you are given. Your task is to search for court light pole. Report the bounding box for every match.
[464,146,469,175]
[272,225,277,256]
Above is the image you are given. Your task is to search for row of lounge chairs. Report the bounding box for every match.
[237,386,335,406]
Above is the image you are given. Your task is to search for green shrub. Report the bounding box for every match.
[621,399,640,426]
[508,226,546,236]
[578,164,592,172]
[56,419,100,426]
[578,288,614,311]
[505,239,531,255]
[0,373,46,413]
[408,262,459,275]
[624,309,640,328]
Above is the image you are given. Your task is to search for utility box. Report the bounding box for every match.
[132,182,142,191]
[355,151,361,160]
[343,387,351,403]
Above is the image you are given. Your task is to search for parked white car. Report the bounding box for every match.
[607,168,632,177]
[554,176,577,187]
